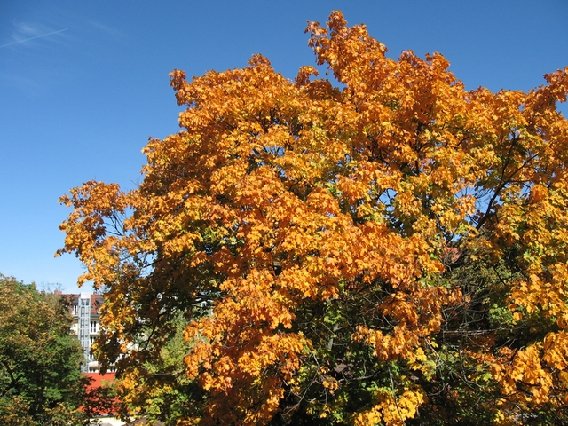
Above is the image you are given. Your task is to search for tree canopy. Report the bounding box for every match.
[59,11,568,425]
[0,275,85,425]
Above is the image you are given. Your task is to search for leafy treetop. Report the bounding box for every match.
[59,11,568,425]
[0,275,85,425]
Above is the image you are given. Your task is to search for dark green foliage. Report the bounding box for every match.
[0,274,86,425]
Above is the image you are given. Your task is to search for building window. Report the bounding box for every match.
[90,321,98,334]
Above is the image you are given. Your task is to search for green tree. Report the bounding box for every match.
[115,312,201,424]
[0,274,86,425]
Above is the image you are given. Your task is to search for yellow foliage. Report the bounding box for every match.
[59,9,568,424]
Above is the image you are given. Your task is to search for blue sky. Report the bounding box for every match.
[1,1,566,293]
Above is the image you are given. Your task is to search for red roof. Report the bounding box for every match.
[83,373,120,416]
[90,294,104,315]
[85,372,116,392]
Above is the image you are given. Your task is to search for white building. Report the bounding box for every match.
[64,293,105,373]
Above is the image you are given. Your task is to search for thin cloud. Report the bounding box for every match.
[0,24,68,49]
[90,20,123,38]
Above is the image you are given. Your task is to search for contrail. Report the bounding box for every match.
[0,27,68,49]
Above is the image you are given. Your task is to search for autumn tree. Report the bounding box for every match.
[0,274,86,425]
[59,11,568,425]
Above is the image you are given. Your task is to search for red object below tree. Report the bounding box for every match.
[82,373,120,418]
